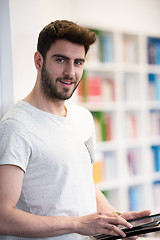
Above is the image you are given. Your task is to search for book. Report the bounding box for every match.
[148,37,160,65]
[104,151,117,181]
[127,149,141,176]
[77,71,88,102]
[125,113,137,139]
[129,186,141,211]
[102,78,115,102]
[103,33,114,62]
[93,152,105,183]
[87,76,102,101]
[151,145,160,172]
[123,34,138,64]
[105,114,113,141]
[152,181,160,212]
[149,110,160,136]
[92,112,107,142]
[148,73,160,100]
[88,29,114,63]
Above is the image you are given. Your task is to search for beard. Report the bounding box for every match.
[40,64,80,101]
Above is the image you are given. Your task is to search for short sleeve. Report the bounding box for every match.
[0,119,32,172]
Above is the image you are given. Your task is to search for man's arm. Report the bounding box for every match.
[0,165,133,238]
[95,184,151,218]
[95,185,117,213]
[0,165,76,238]
[95,185,151,240]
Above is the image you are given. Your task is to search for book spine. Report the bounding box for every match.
[103,33,113,62]
[151,145,160,172]
[148,37,160,65]
[129,186,141,211]
[152,181,160,211]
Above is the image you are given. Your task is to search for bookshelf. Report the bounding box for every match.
[76,28,160,214]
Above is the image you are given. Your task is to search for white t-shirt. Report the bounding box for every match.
[0,101,97,240]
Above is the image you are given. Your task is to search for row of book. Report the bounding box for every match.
[86,30,114,63]
[93,145,160,185]
[86,30,140,64]
[147,37,160,65]
[129,182,160,212]
[102,186,142,212]
[102,182,160,212]
[93,148,142,184]
[87,31,160,65]
[92,110,160,142]
[77,73,115,103]
[91,110,138,141]
[148,73,160,100]
[78,72,160,103]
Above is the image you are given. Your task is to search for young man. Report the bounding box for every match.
[0,20,150,240]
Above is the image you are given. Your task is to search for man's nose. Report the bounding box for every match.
[63,62,75,77]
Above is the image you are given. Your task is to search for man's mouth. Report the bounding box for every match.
[59,79,74,86]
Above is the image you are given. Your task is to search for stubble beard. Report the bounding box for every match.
[41,64,80,101]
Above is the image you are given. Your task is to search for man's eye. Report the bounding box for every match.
[56,58,64,63]
[75,60,83,66]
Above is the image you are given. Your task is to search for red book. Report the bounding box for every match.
[87,76,102,96]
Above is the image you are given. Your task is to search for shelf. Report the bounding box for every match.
[78,28,160,213]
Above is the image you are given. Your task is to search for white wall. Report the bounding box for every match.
[40,0,160,34]
[0,0,13,118]
[9,0,41,102]
[6,0,160,104]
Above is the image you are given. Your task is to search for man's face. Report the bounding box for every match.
[40,39,85,101]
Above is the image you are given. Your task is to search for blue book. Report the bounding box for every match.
[129,186,141,211]
[155,75,160,100]
[151,145,160,172]
[103,34,113,62]
[148,38,156,64]
[148,73,156,84]
[156,42,160,65]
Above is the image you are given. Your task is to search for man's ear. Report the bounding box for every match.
[34,51,43,70]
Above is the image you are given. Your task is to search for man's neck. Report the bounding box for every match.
[23,89,66,117]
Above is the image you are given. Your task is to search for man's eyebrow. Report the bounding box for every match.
[52,54,70,60]
[52,54,85,62]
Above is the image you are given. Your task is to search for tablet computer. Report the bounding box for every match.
[92,213,160,240]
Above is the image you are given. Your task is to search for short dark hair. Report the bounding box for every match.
[37,20,96,60]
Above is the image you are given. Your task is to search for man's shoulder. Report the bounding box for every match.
[0,101,32,129]
[67,102,92,117]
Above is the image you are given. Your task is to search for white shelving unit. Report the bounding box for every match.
[76,28,160,213]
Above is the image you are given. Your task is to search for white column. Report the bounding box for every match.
[0,0,13,118]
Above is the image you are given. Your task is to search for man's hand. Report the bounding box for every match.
[120,210,151,240]
[73,212,133,237]
[121,210,151,221]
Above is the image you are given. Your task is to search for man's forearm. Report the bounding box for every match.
[0,207,76,238]
[0,202,135,238]
[95,185,117,213]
